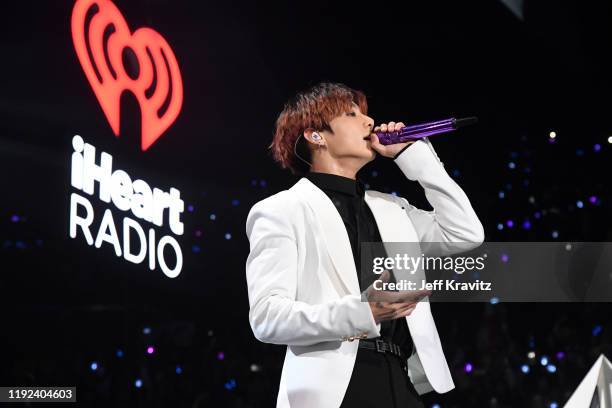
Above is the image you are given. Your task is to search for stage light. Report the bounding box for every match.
[534,211,541,219]
[506,220,514,228]
[501,254,509,263]
[552,231,559,239]
[135,379,143,388]
[555,351,565,360]
[546,364,557,373]
[508,162,516,169]
[195,230,202,237]
[576,200,583,208]
[594,144,601,152]
[175,365,182,374]
[432,404,441,408]
[90,362,98,371]
[592,325,602,336]
[187,205,194,213]
[490,297,499,304]
[116,349,124,358]
[549,403,558,408]
[250,364,262,372]
[464,363,473,373]
[10,215,19,223]
[521,364,530,374]
[224,379,237,390]
[498,191,505,199]
[607,136,612,144]
[522,220,531,230]
[565,244,572,251]
[143,327,151,335]
[231,199,240,206]
[210,214,217,220]
[589,196,597,204]
[147,346,155,354]
[527,351,536,359]
[549,131,556,139]
[224,233,232,240]
[540,356,548,366]
[497,223,504,230]
[217,351,225,361]
[192,245,201,253]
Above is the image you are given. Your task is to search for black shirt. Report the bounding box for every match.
[303,171,413,356]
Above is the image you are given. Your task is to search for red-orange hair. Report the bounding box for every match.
[269,82,368,175]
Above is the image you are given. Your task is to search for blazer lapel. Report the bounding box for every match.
[364,191,424,283]
[291,178,361,295]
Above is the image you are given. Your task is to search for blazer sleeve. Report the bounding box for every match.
[392,137,485,256]
[245,194,380,346]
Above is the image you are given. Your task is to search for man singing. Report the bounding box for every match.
[245,82,484,407]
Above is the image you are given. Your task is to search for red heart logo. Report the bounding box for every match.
[71,0,183,151]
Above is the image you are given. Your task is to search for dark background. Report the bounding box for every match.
[1,0,611,407]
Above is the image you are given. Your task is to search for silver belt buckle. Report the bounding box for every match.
[375,339,386,353]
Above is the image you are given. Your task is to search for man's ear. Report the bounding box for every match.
[303,128,322,145]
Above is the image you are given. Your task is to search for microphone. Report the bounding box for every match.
[371,117,478,145]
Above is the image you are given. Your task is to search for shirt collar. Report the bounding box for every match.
[304,171,366,197]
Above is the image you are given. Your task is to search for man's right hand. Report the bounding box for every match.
[364,270,432,324]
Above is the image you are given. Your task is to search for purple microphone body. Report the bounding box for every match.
[373,117,478,145]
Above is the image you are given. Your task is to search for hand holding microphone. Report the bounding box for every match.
[368,117,478,158]
[368,121,413,159]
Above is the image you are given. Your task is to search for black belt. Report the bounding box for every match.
[358,338,407,361]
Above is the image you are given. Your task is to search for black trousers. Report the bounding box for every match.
[340,347,425,408]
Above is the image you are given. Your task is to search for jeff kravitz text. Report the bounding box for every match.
[69,135,184,278]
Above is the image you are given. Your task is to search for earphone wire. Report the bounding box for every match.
[293,134,313,167]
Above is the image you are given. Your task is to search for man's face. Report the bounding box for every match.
[326,103,376,163]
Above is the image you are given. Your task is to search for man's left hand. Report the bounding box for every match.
[369,121,414,159]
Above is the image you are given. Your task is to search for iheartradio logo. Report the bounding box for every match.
[71,0,183,151]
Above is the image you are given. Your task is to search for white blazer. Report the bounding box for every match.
[245,138,485,408]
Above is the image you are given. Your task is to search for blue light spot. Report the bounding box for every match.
[143,327,151,335]
[116,349,124,358]
[552,230,559,239]
[452,169,460,177]
[576,149,584,156]
[540,356,549,366]
[90,362,98,371]
[594,144,601,152]
[224,379,237,390]
[550,403,558,408]
[497,223,504,230]
[231,199,240,206]
[522,220,531,230]
[498,191,505,199]
[546,364,557,373]
[210,214,216,221]
[521,364,529,374]
[192,244,201,253]
[187,205,194,213]
[135,379,143,388]
[175,365,182,374]
[576,200,583,209]
[224,233,232,240]
[508,162,516,169]
[592,325,602,336]
[259,179,267,187]
[490,297,499,304]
